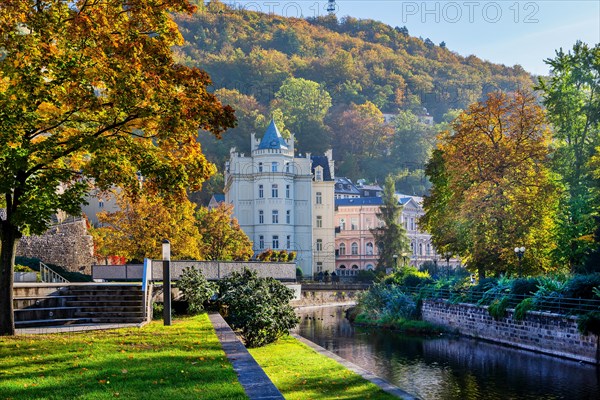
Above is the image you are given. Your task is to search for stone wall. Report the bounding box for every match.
[16,220,95,274]
[291,288,361,307]
[93,260,297,281]
[422,300,599,364]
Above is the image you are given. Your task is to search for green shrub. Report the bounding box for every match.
[14,264,34,272]
[513,297,535,321]
[577,311,600,335]
[175,267,217,314]
[296,267,303,279]
[511,278,538,296]
[488,296,510,320]
[217,268,298,348]
[357,282,416,320]
[152,302,164,320]
[564,274,600,299]
[355,269,376,283]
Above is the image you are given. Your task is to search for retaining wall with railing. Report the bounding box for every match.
[422,299,600,364]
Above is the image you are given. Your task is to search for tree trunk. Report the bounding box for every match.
[0,220,20,336]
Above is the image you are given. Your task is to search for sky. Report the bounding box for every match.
[232,1,600,75]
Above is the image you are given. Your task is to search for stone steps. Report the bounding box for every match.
[13,284,147,328]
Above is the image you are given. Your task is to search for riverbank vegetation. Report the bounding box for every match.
[0,316,247,400]
[249,335,400,400]
[355,267,600,335]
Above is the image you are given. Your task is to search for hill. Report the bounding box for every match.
[173,1,536,196]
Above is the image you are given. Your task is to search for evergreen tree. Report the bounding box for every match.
[371,176,410,271]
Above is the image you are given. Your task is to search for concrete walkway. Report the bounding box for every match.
[209,313,284,400]
[292,334,419,400]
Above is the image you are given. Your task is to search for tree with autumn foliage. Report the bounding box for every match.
[0,1,235,335]
[92,193,202,262]
[422,91,561,279]
[195,203,253,261]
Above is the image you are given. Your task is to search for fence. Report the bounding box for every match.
[401,286,600,316]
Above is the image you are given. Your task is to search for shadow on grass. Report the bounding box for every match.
[0,316,248,400]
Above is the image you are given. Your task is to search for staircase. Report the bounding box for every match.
[14,283,147,328]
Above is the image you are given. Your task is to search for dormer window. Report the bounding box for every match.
[315,166,323,181]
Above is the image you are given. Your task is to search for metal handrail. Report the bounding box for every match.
[39,261,69,283]
[397,285,600,316]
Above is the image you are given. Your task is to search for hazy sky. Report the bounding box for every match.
[233,1,600,75]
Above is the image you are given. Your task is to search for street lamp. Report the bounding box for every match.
[514,246,525,277]
[444,251,452,279]
[162,239,171,326]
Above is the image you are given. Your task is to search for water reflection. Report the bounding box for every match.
[295,306,600,400]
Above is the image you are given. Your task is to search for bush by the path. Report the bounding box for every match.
[217,268,298,347]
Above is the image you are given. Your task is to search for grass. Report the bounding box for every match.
[249,335,400,400]
[0,315,247,400]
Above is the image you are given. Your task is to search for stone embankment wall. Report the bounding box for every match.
[292,288,361,307]
[16,219,95,274]
[422,300,599,364]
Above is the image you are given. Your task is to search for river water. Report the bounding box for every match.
[295,305,600,400]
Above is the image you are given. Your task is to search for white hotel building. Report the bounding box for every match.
[224,120,335,277]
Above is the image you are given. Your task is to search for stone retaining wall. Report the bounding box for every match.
[16,220,95,274]
[292,288,361,307]
[422,299,599,364]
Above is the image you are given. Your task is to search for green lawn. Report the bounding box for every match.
[249,335,400,400]
[0,315,247,400]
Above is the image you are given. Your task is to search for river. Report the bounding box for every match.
[295,305,600,400]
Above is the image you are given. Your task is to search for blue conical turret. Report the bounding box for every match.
[258,119,288,150]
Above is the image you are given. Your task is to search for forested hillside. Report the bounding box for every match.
[174,1,536,196]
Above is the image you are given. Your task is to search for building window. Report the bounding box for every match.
[258,210,264,224]
[419,243,423,255]
[366,242,374,255]
[286,184,290,198]
[287,235,291,249]
[339,218,346,231]
[411,241,415,254]
[259,235,264,250]
[316,239,323,251]
[258,162,263,172]
[316,215,322,228]
[272,210,279,224]
[316,191,322,204]
[339,243,346,255]
[273,235,279,249]
[427,243,431,255]
[351,218,358,230]
[99,199,104,208]
[258,184,264,198]
[286,210,291,224]
[272,184,278,198]
[285,162,290,173]
[315,167,323,181]
[351,242,358,255]
[271,162,278,172]
[410,218,415,231]
[316,262,323,273]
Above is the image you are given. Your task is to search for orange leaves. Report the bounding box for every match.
[430,90,561,275]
